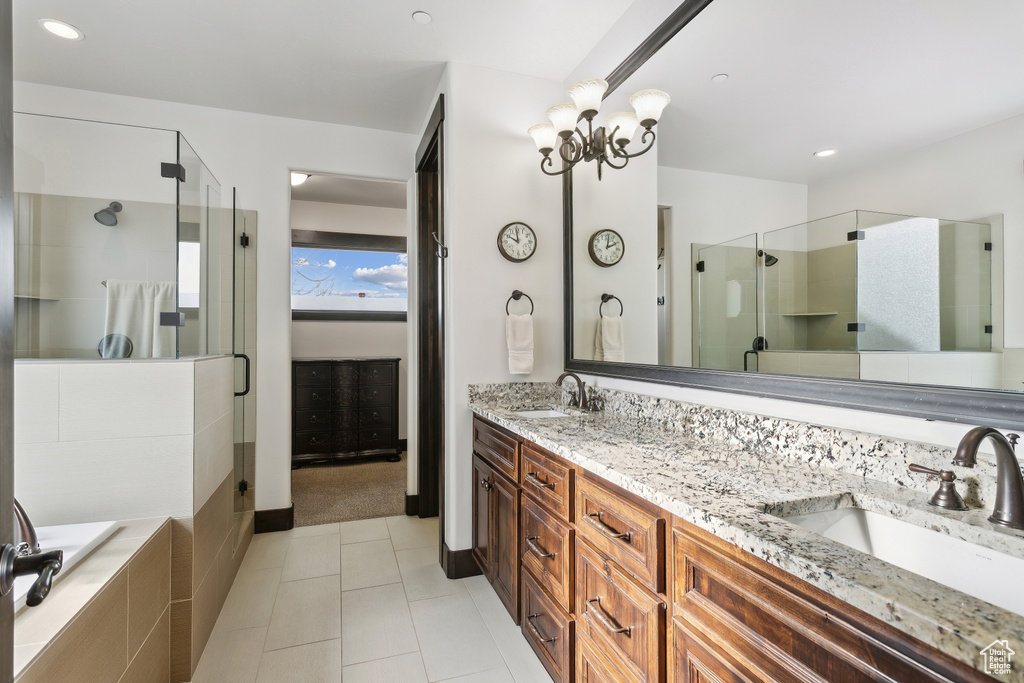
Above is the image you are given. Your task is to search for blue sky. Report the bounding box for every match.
[291,248,408,299]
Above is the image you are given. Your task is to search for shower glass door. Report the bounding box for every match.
[232,189,256,547]
[696,233,759,370]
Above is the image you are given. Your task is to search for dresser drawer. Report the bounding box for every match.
[334,385,359,407]
[292,431,332,455]
[294,363,331,386]
[359,406,392,428]
[360,362,394,385]
[333,409,359,431]
[359,428,393,451]
[294,410,331,432]
[521,497,573,613]
[332,362,359,386]
[333,429,358,453]
[472,417,520,480]
[576,475,665,593]
[521,443,573,521]
[576,537,666,683]
[359,385,392,406]
[577,630,639,683]
[295,387,332,410]
[521,568,574,683]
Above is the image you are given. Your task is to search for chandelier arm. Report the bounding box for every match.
[603,153,628,170]
[614,128,657,160]
[557,136,584,166]
[541,155,573,177]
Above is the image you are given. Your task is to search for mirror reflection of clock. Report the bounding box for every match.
[589,229,624,267]
[497,222,537,262]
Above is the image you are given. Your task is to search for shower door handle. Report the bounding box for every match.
[235,353,251,397]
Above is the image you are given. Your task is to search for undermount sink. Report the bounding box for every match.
[776,505,1024,618]
[513,409,572,419]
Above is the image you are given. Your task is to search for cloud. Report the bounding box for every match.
[293,257,309,266]
[397,253,408,264]
[293,257,336,268]
[330,289,402,298]
[326,259,336,268]
[352,263,408,291]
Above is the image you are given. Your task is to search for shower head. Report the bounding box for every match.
[94,201,123,226]
[758,249,779,267]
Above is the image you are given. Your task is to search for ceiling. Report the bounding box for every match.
[599,0,1024,184]
[292,174,407,208]
[14,0,636,134]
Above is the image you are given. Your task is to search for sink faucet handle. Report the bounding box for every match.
[909,463,968,511]
[1009,433,1019,449]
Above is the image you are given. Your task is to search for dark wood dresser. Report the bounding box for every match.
[291,358,401,466]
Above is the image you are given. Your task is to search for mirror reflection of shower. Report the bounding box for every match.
[93,201,122,226]
[758,249,779,267]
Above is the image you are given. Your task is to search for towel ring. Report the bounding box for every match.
[599,293,623,317]
[506,290,534,315]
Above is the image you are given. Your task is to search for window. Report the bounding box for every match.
[290,230,407,321]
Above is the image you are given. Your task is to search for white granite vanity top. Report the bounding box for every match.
[468,383,1024,677]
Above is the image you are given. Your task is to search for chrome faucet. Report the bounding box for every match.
[555,372,589,410]
[952,427,1024,530]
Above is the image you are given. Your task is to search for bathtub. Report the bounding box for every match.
[14,520,119,611]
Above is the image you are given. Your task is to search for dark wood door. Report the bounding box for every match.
[489,469,520,624]
[471,454,491,577]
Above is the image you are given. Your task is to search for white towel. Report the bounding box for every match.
[595,314,624,362]
[507,313,534,374]
[104,280,178,358]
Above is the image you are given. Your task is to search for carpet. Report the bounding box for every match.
[292,454,407,527]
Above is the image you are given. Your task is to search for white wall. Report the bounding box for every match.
[440,63,564,550]
[15,81,419,512]
[290,200,409,439]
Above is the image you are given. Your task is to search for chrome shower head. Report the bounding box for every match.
[94,201,123,226]
[758,249,779,267]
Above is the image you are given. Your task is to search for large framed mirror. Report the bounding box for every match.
[563,0,1024,429]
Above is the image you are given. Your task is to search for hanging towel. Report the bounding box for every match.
[595,314,625,362]
[104,280,178,358]
[507,313,534,374]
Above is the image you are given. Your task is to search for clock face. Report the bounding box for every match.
[589,229,625,267]
[497,222,537,262]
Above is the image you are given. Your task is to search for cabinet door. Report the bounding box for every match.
[490,469,521,624]
[472,454,492,577]
[673,619,761,683]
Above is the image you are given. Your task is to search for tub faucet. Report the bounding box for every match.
[555,372,589,410]
[14,499,40,556]
[952,427,1024,530]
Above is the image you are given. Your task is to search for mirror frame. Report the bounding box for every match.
[562,0,1024,431]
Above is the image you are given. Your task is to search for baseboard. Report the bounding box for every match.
[441,542,482,580]
[255,503,294,533]
[405,494,419,516]
[398,438,408,452]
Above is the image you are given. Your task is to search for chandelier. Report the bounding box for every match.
[529,78,670,180]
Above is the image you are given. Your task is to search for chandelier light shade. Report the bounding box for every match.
[530,79,670,180]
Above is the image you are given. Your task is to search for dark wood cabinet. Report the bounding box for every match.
[292,358,400,465]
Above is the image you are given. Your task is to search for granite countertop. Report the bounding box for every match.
[468,383,1024,677]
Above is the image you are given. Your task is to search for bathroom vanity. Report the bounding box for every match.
[469,383,1024,682]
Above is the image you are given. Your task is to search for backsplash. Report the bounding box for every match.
[467,382,999,503]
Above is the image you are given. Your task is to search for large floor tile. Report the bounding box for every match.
[238,532,290,573]
[466,576,551,683]
[264,575,341,651]
[341,583,419,666]
[214,567,282,632]
[281,533,341,583]
[256,638,341,683]
[339,517,390,545]
[191,627,266,683]
[291,523,340,538]
[342,652,429,683]
[340,539,400,591]
[437,668,515,683]
[386,515,439,551]
[396,546,468,602]
[410,592,506,681]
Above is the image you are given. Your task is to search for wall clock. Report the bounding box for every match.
[497,222,537,262]
[589,228,624,267]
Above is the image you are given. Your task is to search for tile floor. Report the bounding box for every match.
[191,515,552,682]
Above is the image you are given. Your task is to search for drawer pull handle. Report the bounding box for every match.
[585,512,632,542]
[311,392,319,401]
[586,597,631,636]
[310,416,318,424]
[526,614,558,643]
[480,478,493,491]
[526,536,555,559]
[372,370,379,378]
[310,437,320,446]
[526,473,555,490]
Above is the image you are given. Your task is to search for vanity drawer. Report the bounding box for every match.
[473,417,520,480]
[521,497,574,613]
[576,620,644,683]
[521,568,574,683]
[360,362,393,385]
[576,475,665,593]
[359,384,392,406]
[295,387,333,410]
[521,443,574,521]
[359,406,392,427]
[294,410,331,432]
[292,430,332,455]
[576,537,666,683]
[294,363,331,387]
[332,362,359,386]
[359,428,393,450]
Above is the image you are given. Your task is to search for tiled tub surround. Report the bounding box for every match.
[468,382,1024,676]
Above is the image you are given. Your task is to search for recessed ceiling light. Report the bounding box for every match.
[711,74,729,83]
[39,18,84,41]
[412,11,432,25]
[291,173,310,186]
[814,148,837,157]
